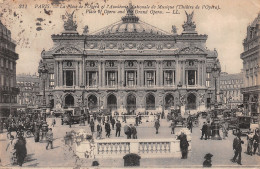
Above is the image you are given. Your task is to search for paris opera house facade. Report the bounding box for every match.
[38,5,221,114]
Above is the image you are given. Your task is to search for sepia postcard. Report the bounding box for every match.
[0,0,259,168]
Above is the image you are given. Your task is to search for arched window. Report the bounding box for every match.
[65,94,74,107]
[146,94,155,110]
[107,94,117,110]
[186,93,196,110]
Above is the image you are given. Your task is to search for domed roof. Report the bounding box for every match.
[92,3,170,35]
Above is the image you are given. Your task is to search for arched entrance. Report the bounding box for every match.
[126,94,136,114]
[186,93,196,110]
[88,95,98,111]
[107,94,117,111]
[146,94,155,110]
[165,94,174,110]
[65,94,74,107]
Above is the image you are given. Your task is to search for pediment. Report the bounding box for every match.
[178,46,205,55]
[54,46,82,55]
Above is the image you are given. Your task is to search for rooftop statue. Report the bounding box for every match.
[63,11,77,31]
[182,11,196,33]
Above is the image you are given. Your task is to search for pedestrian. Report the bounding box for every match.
[221,124,227,140]
[135,115,139,126]
[14,135,27,166]
[87,113,90,124]
[207,122,211,139]
[253,129,259,155]
[154,119,160,134]
[102,115,105,125]
[6,135,16,165]
[115,120,121,137]
[46,128,54,150]
[170,120,176,134]
[203,153,213,167]
[123,114,126,123]
[231,132,244,165]
[52,118,56,127]
[96,123,102,139]
[111,118,115,130]
[105,121,111,138]
[138,114,142,124]
[200,122,208,140]
[187,120,193,133]
[90,119,95,135]
[177,130,189,159]
[34,122,40,142]
[124,124,131,139]
[246,133,254,156]
[130,124,137,139]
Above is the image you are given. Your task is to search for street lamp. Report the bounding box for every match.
[39,65,49,143]
[211,62,221,140]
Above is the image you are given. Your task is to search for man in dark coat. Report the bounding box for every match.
[34,122,40,142]
[46,128,54,150]
[231,133,244,165]
[201,122,208,140]
[177,131,189,159]
[115,120,121,137]
[111,118,115,130]
[105,121,111,138]
[90,119,95,135]
[130,124,137,139]
[124,124,131,139]
[14,135,27,166]
[154,119,160,134]
[253,129,259,154]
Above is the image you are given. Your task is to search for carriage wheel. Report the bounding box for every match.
[26,130,32,137]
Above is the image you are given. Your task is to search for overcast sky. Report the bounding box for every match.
[0,0,259,75]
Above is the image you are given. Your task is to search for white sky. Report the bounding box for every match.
[0,0,259,75]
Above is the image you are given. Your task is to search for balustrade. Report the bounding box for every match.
[76,138,191,159]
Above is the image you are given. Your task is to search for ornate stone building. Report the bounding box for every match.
[0,20,19,117]
[241,13,260,115]
[38,5,221,114]
[219,72,243,109]
[16,74,40,109]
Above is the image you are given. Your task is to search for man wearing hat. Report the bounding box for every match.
[177,130,189,159]
[231,132,244,165]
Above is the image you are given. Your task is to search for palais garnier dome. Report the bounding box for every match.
[91,3,170,36]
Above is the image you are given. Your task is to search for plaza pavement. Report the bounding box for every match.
[0,117,259,168]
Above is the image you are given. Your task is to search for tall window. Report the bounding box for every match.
[10,62,13,70]
[6,60,8,69]
[0,75,3,86]
[146,71,155,86]
[206,80,210,87]
[127,71,135,87]
[1,58,3,67]
[64,70,74,86]
[163,70,174,86]
[50,73,54,80]
[107,71,117,86]
[186,70,197,85]
[88,71,97,87]
[49,81,54,88]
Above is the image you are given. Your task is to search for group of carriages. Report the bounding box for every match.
[3,109,45,139]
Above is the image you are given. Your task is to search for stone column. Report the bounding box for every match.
[54,61,58,87]
[137,61,140,86]
[176,60,179,85]
[160,61,163,86]
[141,61,144,86]
[98,61,101,86]
[118,61,121,87]
[76,61,79,86]
[197,61,200,86]
[156,61,159,86]
[102,61,105,87]
[59,61,63,86]
[79,61,82,86]
[121,61,125,87]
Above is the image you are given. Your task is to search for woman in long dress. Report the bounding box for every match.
[6,135,16,165]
